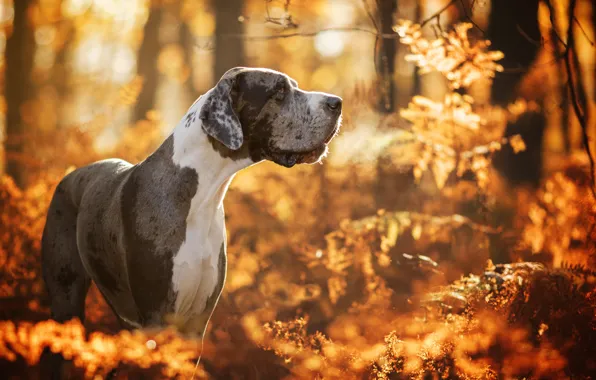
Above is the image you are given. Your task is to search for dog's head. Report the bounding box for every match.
[199,67,342,167]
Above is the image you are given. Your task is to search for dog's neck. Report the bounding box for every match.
[169,91,256,210]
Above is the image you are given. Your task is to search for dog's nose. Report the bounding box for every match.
[325,96,342,112]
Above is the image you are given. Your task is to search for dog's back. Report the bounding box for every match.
[41,158,140,326]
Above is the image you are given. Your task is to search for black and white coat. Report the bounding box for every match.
[41,67,342,340]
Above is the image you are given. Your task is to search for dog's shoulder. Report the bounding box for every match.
[56,159,133,209]
[63,158,133,187]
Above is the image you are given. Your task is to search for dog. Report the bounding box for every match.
[41,67,342,344]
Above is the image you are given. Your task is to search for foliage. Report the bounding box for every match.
[516,160,596,268]
[0,319,206,378]
[394,21,504,90]
[390,20,531,191]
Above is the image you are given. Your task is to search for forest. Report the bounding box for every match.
[0,0,595,378]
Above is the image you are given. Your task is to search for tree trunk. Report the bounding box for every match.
[4,0,35,188]
[487,0,541,105]
[134,5,164,122]
[593,6,596,102]
[412,1,422,98]
[179,18,198,100]
[552,26,570,154]
[213,0,245,80]
[54,23,75,130]
[376,0,398,113]
[488,0,544,186]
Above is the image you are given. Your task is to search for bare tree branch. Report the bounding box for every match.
[361,0,381,76]
[516,24,542,47]
[215,0,575,80]
[226,26,401,41]
[420,0,457,28]
[458,0,485,34]
[418,0,484,34]
[574,16,595,46]
[264,0,298,29]
[546,0,596,199]
[361,0,379,32]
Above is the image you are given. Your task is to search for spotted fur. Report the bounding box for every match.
[199,72,244,150]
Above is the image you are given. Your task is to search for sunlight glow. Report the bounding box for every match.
[329,122,413,166]
[63,0,145,30]
[92,0,142,18]
[110,45,136,83]
[326,0,356,26]
[94,127,118,152]
[314,31,344,58]
[62,0,92,17]
[312,66,338,88]
[34,48,55,71]
[34,26,56,46]
[74,35,135,83]
[73,35,104,73]
[0,0,13,24]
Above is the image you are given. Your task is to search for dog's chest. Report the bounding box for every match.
[170,205,225,319]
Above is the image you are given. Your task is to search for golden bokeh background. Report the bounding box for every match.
[0,0,595,378]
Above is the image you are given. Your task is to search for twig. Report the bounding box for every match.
[573,16,595,46]
[516,24,542,47]
[500,52,566,73]
[362,0,379,32]
[222,26,401,41]
[264,0,298,29]
[361,0,380,78]
[420,0,457,28]
[458,0,485,34]
[418,0,483,34]
[547,0,596,200]
[431,22,443,37]
[564,0,595,199]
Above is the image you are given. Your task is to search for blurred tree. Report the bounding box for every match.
[488,0,541,105]
[488,0,544,186]
[411,2,422,98]
[179,16,198,99]
[551,28,571,154]
[53,17,75,130]
[5,0,35,188]
[134,4,164,122]
[213,0,245,80]
[593,5,595,101]
[376,0,398,113]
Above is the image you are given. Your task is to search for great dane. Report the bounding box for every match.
[41,67,341,344]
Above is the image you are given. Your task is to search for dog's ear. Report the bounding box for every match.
[199,68,244,150]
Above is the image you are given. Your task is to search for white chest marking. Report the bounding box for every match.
[169,94,255,322]
[171,197,224,318]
